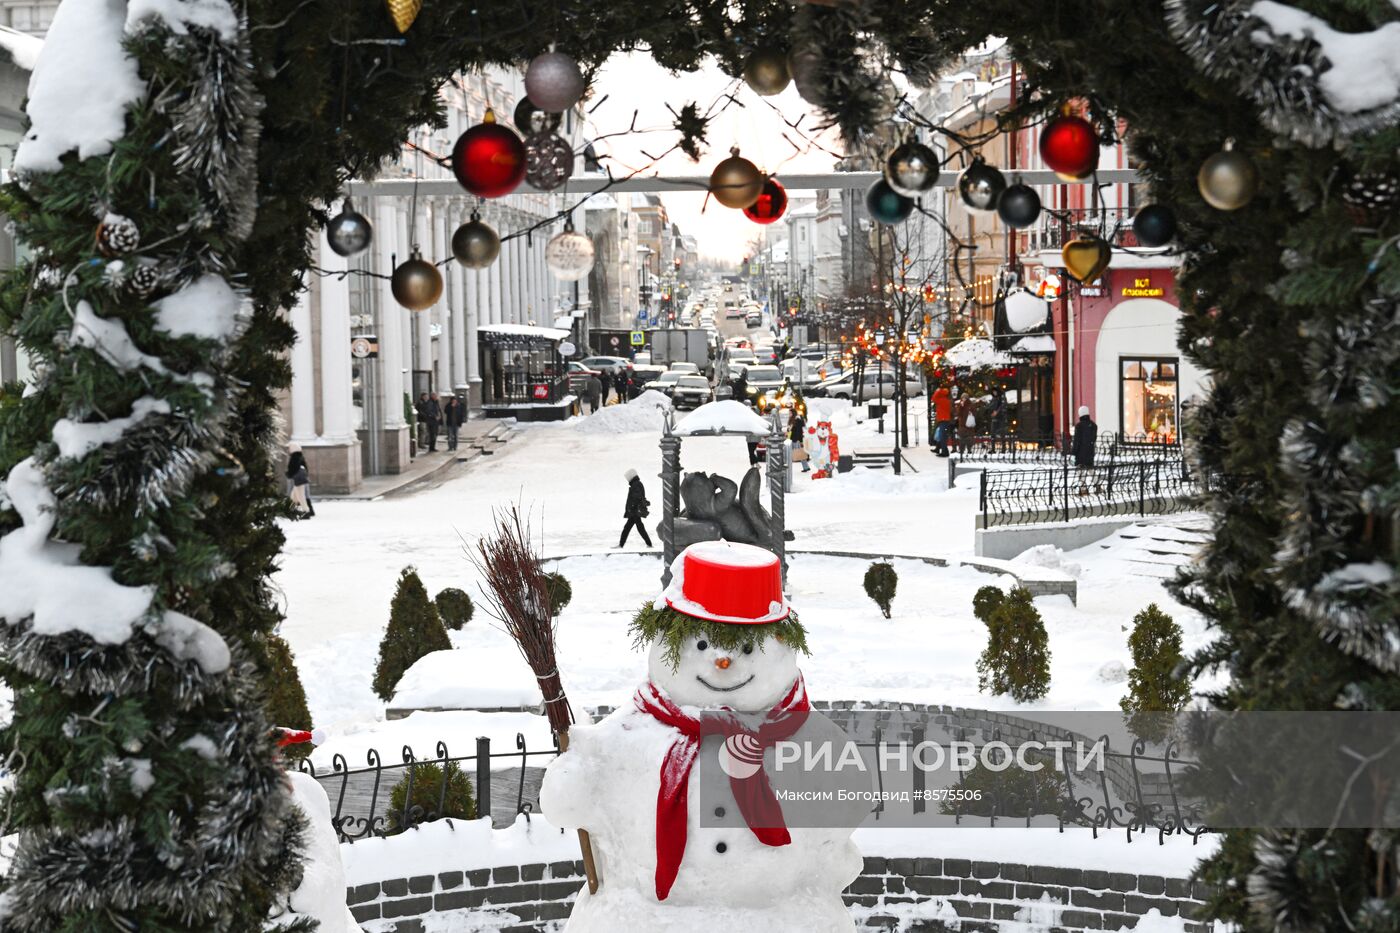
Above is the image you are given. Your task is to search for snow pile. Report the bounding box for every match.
[1004,290,1049,333]
[126,0,238,39]
[12,0,144,174]
[942,338,1011,368]
[1097,660,1129,684]
[0,26,42,71]
[1013,544,1083,579]
[572,391,670,435]
[52,397,170,459]
[149,610,230,674]
[271,772,358,933]
[70,300,168,374]
[310,709,555,772]
[390,648,544,711]
[153,275,245,342]
[339,812,580,886]
[1251,1,1400,114]
[675,400,773,436]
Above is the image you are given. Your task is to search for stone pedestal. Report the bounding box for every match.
[303,441,363,495]
[359,425,411,475]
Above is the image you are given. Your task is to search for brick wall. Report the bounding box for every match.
[349,855,1210,932]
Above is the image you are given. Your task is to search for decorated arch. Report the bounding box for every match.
[0,0,1395,929]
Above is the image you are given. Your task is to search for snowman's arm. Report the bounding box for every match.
[539,733,601,830]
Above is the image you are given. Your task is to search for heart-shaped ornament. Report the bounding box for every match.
[385,0,423,33]
[1062,236,1111,283]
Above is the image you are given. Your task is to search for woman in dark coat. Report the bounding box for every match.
[1070,405,1098,467]
[617,468,652,548]
[788,405,809,472]
[286,442,314,519]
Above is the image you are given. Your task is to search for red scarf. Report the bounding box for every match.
[633,675,810,900]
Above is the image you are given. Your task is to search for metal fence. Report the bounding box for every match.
[977,458,1198,528]
[954,431,1180,466]
[295,733,559,843]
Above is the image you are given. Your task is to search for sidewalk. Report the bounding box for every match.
[319,419,511,500]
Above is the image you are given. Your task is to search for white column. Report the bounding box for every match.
[412,204,434,381]
[288,278,319,444]
[465,262,481,384]
[317,228,356,444]
[431,200,452,394]
[500,221,517,323]
[376,198,406,429]
[449,202,469,389]
[397,201,415,393]
[514,231,528,324]
[488,213,503,326]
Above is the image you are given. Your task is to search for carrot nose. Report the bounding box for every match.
[715,657,731,670]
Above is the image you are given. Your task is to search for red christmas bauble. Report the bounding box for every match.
[742,178,788,224]
[1039,114,1098,180]
[451,110,526,199]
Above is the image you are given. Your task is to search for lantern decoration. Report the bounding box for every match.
[451,212,500,269]
[1004,289,1048,333]
[709,148,765,209]
[452,109,527,199]
[742,178,788,224]
[1197,143,1258,211]
[384,0,421,33]
[884,140,940,198]
[96,213,140,256]
[524,131,574,191]
[1061,235,1112,283]
[1131,204,1177,248]
[864,179,914,226]
[391,247,443,311]
[1039,113,1099,180]
[513,96,562,135]
[743,48,791,96]
[325,199,373,257]
[957,158,1005,212]
[545,218,596,281]
[996,182,1041,229]
[524,51,585,113]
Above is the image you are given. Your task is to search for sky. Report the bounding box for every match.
[587,52,844,262]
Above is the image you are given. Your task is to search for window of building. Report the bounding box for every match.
[1119,357,1178,442]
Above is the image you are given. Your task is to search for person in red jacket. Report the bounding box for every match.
[931,384,953,457]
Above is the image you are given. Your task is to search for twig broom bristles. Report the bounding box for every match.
[469,506,600,894]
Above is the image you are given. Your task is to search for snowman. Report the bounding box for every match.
[540,541,867,932]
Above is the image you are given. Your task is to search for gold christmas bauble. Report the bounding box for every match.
[391,247,443,311]
[709,148,764,209]
[1197,149,1258,211]
[743,48,791,97]
[1061,236,1111,283]
[385,0,422,33]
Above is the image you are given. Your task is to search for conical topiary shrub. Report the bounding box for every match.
[387,760,477,833]
[1120,604,1191,742]
[544,571,572,617]
[976,586,1051,702]
[434,587,474,630]
[261,634,313,759]
[863,561,898,618]
[373,567,452,701]
[972,585,1005,623]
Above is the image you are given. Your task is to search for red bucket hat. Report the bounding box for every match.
[661,541,789,625]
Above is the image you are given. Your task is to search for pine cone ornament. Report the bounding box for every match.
[129,261,163,298]
[96,214,140,256]
[1341,171,1399,223]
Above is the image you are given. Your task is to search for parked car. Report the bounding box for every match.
[782,358,824,389]
[820,369,924,400]
[633,351,652,365]
[668,361,700,375]
[670,375,713,410]
[566,361,601,391]
[642,370,684,396]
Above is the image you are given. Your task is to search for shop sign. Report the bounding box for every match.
[531,384,550,400]
[1120,275,1165,299]
[350,335,379,359]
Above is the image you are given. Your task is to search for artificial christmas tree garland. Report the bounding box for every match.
[0,0,1392,929]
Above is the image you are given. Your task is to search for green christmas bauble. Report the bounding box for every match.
[865,179,913,226]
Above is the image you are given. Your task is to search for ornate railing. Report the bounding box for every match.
[977,458,1197,528]
[954,431,1180,466]
[295,733,560,843]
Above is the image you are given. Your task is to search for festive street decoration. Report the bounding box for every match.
[514,96,562,135]
[1004,289,1048,332]
[1341,170,1399,223]
[804,422,839,479]
[864,179,913,225]
[743,48,791,96]
[742,177,788,224]
[883,140,939,197]
[1132,204,1177,247]
[1039,112,1099,179]
[545,219,596,280]
[128,260,164,298]
[1061,235,1112,283]
[709,148,764,209]
[524,131,574,191]
[525,51,585,113]
[957,158,1005,212]
[1197,144,1258,211]
[384,0,422,33]
[451,212,500,268]
[391,247,443,310]
[325,199,372,257]
[96,212,140,256]
[452,109,527,199]
[996,182,1041,229]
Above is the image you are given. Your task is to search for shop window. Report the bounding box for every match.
[1120,357,1178,443]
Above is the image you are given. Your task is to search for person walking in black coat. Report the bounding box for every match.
[612,369,628,405]
[422,392,443,452]
[442,395,465,450]
[1070,406,1098,467]
[285,442,314,519]
[585,374,603,414]
[617,468,653,548]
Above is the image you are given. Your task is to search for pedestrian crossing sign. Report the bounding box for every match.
[630,331,645,346]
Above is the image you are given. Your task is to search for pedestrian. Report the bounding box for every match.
[422,392,443,453]
[955,392,977,452]
[600,369,612,406]
[612,369,627,404]
[732,368,749,405]
[988,385,1008,441]
[414,392,431,449]
[617,468,653,548]
[285,442,314,519]
[442,395,464,450]
[788,405,810,472]
[931,383,953,457]
[1071,405,1098,468]
[586,374,603,414]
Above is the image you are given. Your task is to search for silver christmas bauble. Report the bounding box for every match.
[525,131,575,191]
[884,140,940,197]
[1197,148,1258,211]
[957,159,1006,213]
[524,51,585,113]
[326,200,373,257]
[451,213,500,269]
[545,226,595,281]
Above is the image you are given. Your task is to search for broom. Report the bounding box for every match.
[470,506,601,894]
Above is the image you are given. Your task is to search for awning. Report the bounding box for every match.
[1009,334,1056,354]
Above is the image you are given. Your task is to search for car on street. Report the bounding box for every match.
[579,355,631,375]
[817,369,924,400]
[752,343,779,365]
[738,364,784,404]
[725,304,745,319]
[668,362,700,375]
[781,358,824,389]
[670,375,713,410]
[642,370,684,397]
[566,361,601,392]
[745,309,763,328]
